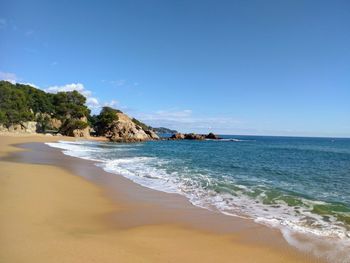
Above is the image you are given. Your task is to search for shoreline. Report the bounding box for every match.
[0,134,323,262]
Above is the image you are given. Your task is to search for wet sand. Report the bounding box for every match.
[0,134,323,263]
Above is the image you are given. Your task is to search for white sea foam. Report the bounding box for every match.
[207,138,253,142]
[46,140,350,262]
[46,141,106,161]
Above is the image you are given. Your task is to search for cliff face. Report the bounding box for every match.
[105,112,159,142]
[0,121,38,134]
[60,117,90,138]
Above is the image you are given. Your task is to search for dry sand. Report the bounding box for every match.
[0,134,323,263]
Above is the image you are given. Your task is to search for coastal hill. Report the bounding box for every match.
[153,127,178,134]
[0,81,158,142]
[0,81,220,142]
[89,107,159,142]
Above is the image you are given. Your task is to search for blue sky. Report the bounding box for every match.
[0,0,349,137]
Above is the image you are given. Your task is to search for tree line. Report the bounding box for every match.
[0,80,151,136]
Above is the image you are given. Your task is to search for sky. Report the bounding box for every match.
[0,0,349,137]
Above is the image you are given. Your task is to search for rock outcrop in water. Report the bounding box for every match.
[184,133,206,140]
[170,133,185,140]
[105,112,159,142]
[169,132,220,140]
[205,132,219,139]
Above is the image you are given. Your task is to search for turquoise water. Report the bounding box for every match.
[47,135,350,259]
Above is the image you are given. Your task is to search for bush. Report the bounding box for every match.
[0,111,6,124]
[53,90,90,120]
[94,107,120,135]
[59,119,89,136]
[36,113,53,133]
[0,81,34,126]
[132,118,151,131]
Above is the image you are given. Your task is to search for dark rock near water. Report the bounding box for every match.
[170,133,185,140]
[205,132,219,139]
[169,132,219,140]
[184,133,206,140]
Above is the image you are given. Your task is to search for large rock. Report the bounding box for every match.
[184,133,205,140]
[2,121,38,133]
[72,126,90,137]
[59,116,90,138]
[145,129,160,140]
[106,113,159,142]
[50,118,62,130]
[205,132,219,139]
[72,117,90,138]
[0,124,8,133]
[170,133,185,140]
[170,133,210,140]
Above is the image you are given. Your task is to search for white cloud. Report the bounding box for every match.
[104,100,119,107]
[86,97,100,108]
[0,72,41,88]
[0,71,17,83]
[21,82,39,89]
[45,83,121,113]
[45,83,102,111]
[46,83,91,97]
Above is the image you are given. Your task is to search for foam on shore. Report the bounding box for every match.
[46,139,350,262]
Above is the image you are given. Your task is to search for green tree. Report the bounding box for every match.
[0,81,33,126]
[53,90,90,119]
[94,106,120,135]
[15,83,54,114]
[59,119,89,136]
[36,113,52,132]
[0,81,93,137]
[0,111,6,124]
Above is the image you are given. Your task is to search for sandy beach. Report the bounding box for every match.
[0,135,323,263]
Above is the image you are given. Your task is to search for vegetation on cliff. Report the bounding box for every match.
[131,118,151,131]
[90,106,121,135]
[152,127,178,134]
[0,81,90,135]
[0,81,158,141]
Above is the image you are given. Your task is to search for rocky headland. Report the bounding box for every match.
[153,127,178,134]
[104,112,159,142]
[0,81,160,142]
[0,80,221,143]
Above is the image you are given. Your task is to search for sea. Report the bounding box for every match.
[47,135,350,262]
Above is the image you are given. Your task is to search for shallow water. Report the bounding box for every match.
[47,135,350,261]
